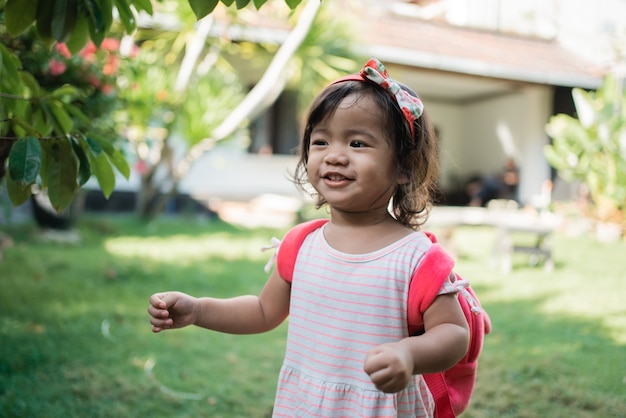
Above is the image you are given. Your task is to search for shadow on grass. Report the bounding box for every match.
[0,215,285,417]
[466,297,626,418]
[1,217,624,417]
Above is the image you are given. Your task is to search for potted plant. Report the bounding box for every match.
[545,73,626,241]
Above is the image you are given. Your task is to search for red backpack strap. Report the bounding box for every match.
[406,240,455,335]
[424,285,492,418]
[415,233,492,418]
[425,372,455,418]
[407,232,456,418]
[276,219,329,282]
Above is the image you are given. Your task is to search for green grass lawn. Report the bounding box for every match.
[0,215,624,417]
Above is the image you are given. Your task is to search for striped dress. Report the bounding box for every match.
[272,225,451,417]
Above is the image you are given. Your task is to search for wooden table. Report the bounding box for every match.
[425,205,561,273]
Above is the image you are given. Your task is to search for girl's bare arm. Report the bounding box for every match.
[149,269,290,334]
[364,293,470,393]
[193,269,291,334]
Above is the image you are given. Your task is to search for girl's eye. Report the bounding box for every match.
[311,138,327,147]
[350,140,367,148]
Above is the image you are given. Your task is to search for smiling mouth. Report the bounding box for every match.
[325,174,348,181]
[322,174,353,188]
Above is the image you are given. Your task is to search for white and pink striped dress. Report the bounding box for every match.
[272,225,451,417]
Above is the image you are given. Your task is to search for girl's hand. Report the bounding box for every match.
[363,294,470,393]
[148,291,197,332]
[363,342,414,393]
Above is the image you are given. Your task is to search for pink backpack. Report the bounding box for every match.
[275,219,492,418]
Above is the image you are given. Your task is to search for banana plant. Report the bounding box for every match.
[545,73,626,226]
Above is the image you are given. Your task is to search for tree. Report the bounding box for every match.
[0,0,306,212]
[120,0,359,219]
[1,28,129,213]
[545,73,626,233]
[116,6,248,218]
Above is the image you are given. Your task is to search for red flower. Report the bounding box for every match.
[79,41,98,62]
[48,59,66,75]
[128,44,139,58]
[86,74,101,88]
[55,43,71,58]
[101,84,115,95]
[135,160,147,174]
[101,38,120,51]
[102,55,119,76]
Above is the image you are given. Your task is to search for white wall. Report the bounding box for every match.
[428,84,554,205]
[426,102,463,190]
[515,86,553,205]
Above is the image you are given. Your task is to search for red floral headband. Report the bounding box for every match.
[331,57,424,141]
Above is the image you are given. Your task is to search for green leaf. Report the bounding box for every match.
[65,15,91,54]
[88,133,115,154]
[89,152,116,198]
[188,0,219,19]
[133,0,153,14]
[5,0,39,36]
[70,136,92,186]
[253,0,268,9]
[8,137,43,187]
[40,140,50,189]
[114,0,136,33]
[36,0,54,39]
[84,135,103,156]
[85,0,104,34]
[49,99,74,134]
[0,43,22,82]
[11,117,40,137]
[108,149,130,179]
[86,133,129,179]
[285,0,303,9]
[51,84,79,98]
[572,88,595,129]
[235,0,251,8]
[51,0,79,42]
[65,103,91,126]
[32,107,53,136]
[86,0,113,45]
[6,172,32,207]
[45,138,78,212]
[598,73,618,105]
[19,71,41,96]
[99,0,114,31]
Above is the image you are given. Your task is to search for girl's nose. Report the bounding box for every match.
[323,146,348,165]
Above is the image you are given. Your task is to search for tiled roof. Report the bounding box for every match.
[352,10,607,88]
[210,1,607,89]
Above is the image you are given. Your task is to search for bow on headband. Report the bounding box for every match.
[332,57,424,140]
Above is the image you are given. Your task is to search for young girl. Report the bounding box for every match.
[148,58,471,417]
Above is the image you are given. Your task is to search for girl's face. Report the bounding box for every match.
[307,93,403,216]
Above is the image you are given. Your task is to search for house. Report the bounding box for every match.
[81,0,618,225]
[347,0,608,206]
[174,0,616,219]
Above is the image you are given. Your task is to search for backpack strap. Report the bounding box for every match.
[276,219,329,282]
[406,235,455,335]
[423,284,491,418]
[409,240,460,418]
[408,232,486,418]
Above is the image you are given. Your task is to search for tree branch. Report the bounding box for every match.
[174,0,321,179]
